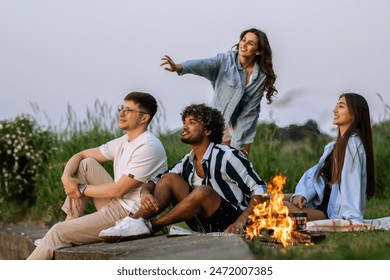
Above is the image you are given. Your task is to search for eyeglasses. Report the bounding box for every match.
[117,105,147,116]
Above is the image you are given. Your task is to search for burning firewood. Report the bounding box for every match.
[245,174,325,247]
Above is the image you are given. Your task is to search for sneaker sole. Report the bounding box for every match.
[99,233,151,243]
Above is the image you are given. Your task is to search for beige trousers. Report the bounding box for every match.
[27,158,130,260]
[61,158,114,218]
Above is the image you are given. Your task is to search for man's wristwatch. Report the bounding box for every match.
[78,183,88,196]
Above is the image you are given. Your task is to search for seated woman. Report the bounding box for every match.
[285,93,375,223]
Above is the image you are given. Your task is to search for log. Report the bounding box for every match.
[248,230,326,247]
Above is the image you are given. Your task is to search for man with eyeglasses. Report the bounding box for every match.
[28,92,167,259]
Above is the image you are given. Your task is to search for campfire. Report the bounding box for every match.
[246,174,323,247]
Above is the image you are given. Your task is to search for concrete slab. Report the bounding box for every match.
[56,234,254,260]
[0,223,254,260]
[0,222,47,260]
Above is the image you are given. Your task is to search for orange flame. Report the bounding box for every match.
[246,174,295,247]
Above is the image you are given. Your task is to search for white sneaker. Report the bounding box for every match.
[34,238,43,246]
[99,216,151,243]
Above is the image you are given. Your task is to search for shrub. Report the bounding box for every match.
[0,115,57,207]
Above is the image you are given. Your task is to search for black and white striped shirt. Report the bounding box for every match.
[167,143,267,210]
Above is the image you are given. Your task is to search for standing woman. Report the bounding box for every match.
[161,28,277,157]
[287,93,375,223]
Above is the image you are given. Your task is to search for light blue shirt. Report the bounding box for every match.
[292,134,367,223]
[180,50,266,150]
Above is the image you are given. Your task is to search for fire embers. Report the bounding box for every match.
[246,174,296,247]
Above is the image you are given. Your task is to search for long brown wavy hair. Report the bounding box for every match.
[233,28,278,104]
[320,93,375,197]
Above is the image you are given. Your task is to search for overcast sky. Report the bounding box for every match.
[1,0,389,137]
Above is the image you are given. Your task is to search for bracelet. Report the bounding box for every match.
[78,183,88,196]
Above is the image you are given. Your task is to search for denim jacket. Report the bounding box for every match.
[180,50,266,150]
[292,134,367,223]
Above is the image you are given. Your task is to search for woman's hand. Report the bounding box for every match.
[292,195,307,209]
[160,55,182,73]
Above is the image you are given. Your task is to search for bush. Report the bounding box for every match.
[0,115,57,210]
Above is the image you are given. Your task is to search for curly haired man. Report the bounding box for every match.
[99,103,268,241]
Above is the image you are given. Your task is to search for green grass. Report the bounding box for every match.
[247,230,390,259]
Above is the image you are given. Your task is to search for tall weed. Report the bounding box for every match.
[250,122,331,193]
[372,93,390,198]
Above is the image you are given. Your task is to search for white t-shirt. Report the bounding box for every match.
[99,131,167,213]
[191,169,203,188]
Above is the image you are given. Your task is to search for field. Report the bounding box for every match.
[0,101,389,259]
